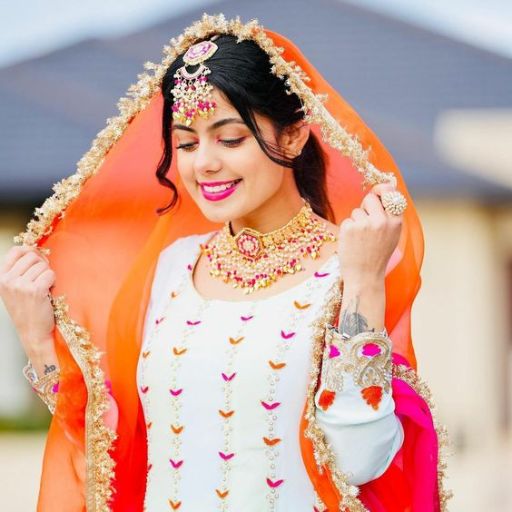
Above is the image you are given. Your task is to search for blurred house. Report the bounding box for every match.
[0,1,511,508]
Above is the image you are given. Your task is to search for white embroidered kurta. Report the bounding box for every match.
[137,232,404,511]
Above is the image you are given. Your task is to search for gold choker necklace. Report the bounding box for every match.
[200,199,337,294]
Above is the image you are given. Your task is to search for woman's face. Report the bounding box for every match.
[172,88,303,227]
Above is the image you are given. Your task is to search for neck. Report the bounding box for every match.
[229,191,306,235]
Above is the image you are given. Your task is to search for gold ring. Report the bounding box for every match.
[381,191,407,215]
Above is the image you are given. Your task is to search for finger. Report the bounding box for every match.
[20,260,49,282]
[5,251,44,279]
[34,269,56,291]
[371,182,396,198]
[351,207,368,222]
[361,192,387,219]
[0,245,35,274]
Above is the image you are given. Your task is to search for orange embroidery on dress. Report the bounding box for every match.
[172,346,187,356]
[263,437,281,446]
[229,336,244,345]
[171,424,184,434]
[168,499,182,509]
[361,385,383,410]
[318,389,336,411]
[293,300,311,309]
[142,350,151,358]
[215,489,229,499]
[219,409,234,418]
[268,360,286,370]
[171,291,178,298]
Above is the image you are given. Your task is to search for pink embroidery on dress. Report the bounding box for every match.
[218,451,235,461]
[261,400,281,410]
[266,478,284,488]
[328,344,340,358]
[155,317,165,325]
[52,382,59,393]
[147,463,153,471]
[187,263,193,271]
[169,459,183,468]
[186,319,201,326]
[280,330,296,339]
[362,342,382,356]
[314,271,330,278]
[240,315,254,321]
[140,386,149,394]
[169,388,183,396]
[221,372,236,381]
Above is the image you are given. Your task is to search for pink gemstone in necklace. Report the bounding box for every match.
[236,231,261,259]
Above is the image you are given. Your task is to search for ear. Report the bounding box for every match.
[279,121,311,159]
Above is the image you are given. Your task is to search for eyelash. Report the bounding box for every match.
[176,137,246,152]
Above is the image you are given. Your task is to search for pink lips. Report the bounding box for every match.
[200,179,241,201]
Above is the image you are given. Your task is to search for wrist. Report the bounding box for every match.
[342,274,385,293]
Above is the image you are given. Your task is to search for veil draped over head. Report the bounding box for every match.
[16,14,450,512]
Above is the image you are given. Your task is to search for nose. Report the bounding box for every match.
[193,139,222,177]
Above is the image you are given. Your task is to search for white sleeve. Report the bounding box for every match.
[313,324,403,486]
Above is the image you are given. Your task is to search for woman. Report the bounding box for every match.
[0,14,450,512]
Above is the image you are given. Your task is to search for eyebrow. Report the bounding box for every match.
[172,117,246,133]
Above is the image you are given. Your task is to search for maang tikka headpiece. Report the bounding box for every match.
[171,38,219,126]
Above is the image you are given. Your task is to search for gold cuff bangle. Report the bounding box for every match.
[22,360,60,414]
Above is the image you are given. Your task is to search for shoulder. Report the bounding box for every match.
[149,230,217,302]
[157,230,216,268]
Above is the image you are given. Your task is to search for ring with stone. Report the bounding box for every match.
[381,190,407,216]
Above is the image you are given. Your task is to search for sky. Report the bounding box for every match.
[1,0,511,68]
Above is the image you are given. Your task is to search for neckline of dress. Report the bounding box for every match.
[186,232,339,305]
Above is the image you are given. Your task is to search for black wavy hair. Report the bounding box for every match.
[155,34,334,222]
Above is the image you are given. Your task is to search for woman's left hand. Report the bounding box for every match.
[337,183,404,284]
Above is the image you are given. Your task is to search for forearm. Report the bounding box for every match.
[336,275,386,334]
[21,335,59,378]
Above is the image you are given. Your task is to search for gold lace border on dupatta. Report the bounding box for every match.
[13,13,449,512]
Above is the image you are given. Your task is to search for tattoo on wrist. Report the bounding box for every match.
[338,296,375,336]
[44,364,57,375]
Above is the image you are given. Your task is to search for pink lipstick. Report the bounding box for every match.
[199,178,242,201]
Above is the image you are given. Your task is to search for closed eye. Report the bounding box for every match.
[176,137,246,152]
[220,137,246,147]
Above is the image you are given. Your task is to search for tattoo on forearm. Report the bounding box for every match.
[44,364,57,375]
[338,296,374,336]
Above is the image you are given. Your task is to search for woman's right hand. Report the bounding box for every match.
[0,245,57,360]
